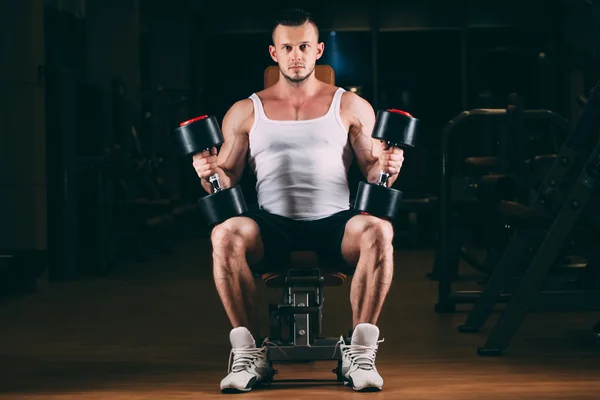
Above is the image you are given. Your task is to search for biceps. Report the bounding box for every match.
[351,132,377,171]
[217,103,251,179]
[218,133,248,178]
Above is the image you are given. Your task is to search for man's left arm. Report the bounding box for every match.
[346,93,404,186]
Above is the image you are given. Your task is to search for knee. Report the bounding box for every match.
[356,217,394,250]
[211,218,259,255]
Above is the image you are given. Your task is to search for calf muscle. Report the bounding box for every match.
[211,217,263,338]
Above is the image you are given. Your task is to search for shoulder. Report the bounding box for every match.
[226,97,255,117]
[340,91,374,113]
[340,91,376,128]
[222,98,255,134]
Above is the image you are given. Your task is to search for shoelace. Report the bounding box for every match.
[226,338,287,374]
[227,345,268,373]
[333,336,385,371]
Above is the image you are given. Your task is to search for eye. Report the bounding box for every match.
[300,44,307,50]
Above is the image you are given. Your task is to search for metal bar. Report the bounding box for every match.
[437,108,508,311]
[458,227,541,332]
[479,135,600,356]
[267,338,342,361]
[278,305,321,314]
[293,292,309,346]
[523,109,569,135]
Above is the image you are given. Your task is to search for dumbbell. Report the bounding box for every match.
[173,115,248,226]
[353,109,419,219]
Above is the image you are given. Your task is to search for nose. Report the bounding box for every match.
[291,47,302,61]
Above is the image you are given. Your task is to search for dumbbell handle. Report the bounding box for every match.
[378,171,390,187]
[377,140,395,187]
[209,173,222,193]
[197,146,223,193]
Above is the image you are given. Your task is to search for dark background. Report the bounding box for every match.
[1,0,599,283]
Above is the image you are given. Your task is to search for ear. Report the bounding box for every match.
[269,45,278,63]
[316,42,325,60]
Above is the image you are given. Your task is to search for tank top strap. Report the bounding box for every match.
[332,87,346,112]
[331,87,347,132]
[248,93,265,134]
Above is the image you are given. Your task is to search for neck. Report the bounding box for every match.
[275,72,321,100]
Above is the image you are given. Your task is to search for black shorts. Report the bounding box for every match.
[242,205,361,275]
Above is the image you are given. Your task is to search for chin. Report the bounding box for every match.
[282,72,309,84]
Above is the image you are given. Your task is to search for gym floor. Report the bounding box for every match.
[0,237,598,399]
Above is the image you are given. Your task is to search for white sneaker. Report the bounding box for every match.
[338,323,384,391]
[220,327,274,393]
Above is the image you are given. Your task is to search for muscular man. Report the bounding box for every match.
[193,8,404,393]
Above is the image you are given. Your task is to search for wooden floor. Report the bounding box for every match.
[0,237,599,399]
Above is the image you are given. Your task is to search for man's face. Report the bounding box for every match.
[270,22,324,84]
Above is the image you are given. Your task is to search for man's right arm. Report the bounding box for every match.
[198,99,253,194]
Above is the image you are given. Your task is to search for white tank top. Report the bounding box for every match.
[247,87,353,221]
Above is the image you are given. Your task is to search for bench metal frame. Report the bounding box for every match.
[266,267,349,364]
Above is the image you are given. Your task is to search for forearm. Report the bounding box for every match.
[200,166,236,193]
[366,162,398,187]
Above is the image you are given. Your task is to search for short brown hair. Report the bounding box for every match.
[272,8,319,43]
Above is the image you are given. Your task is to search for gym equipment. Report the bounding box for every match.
[451,174,518,204]
[434,96,570,313]
[173,115,248,226]
[261,251,350,382]
[457,79,600,355]
[353,109,419,219]
[110,79,190,265]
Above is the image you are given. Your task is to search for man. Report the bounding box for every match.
[193,8,404,393]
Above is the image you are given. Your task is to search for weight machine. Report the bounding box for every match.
[433,94,570,312]
[451,79,600,355]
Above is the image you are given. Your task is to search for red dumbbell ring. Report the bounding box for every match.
[180,115,209,127]
[387,108,414,118]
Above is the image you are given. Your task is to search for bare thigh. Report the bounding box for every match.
[210,216,265,266]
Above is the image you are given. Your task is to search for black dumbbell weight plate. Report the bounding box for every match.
[372,109,419,148]
[354,181,403,219]
[198,186,248,226]
[173,115,224,157]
